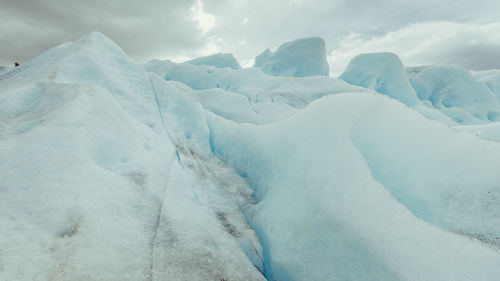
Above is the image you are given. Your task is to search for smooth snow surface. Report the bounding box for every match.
[458,122,500,141]
[2,32,500,281]
[208,93,500,281]
[186,53,242,70]
[340,52,420,106]
[254,37,330,77]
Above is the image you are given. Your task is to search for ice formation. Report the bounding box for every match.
[2,32,500,281]
[254,37,330,77]
[339,52,420,106]
[407,65,500,123]
[185,53,242,70]
[340,52,500,124]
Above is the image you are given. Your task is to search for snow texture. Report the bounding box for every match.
[208,93,500,281]
[2,32,500,281]
[0,32,265,281]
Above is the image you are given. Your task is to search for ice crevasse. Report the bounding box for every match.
[1,31,500,281]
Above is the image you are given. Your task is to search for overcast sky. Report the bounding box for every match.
[1,0,500,75]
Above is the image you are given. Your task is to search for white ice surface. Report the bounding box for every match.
[254,37,329,77]
[208,92,500,281]
[340,52,500,125]
[407,65,500,124]
[340,52,420,106]
[3,32,500,281]
[0,32,265,281]
[473,69,500,104]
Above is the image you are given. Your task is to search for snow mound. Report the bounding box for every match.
[339,52,420,106]
[254,37,330,77]
[208,92,500,281]
[407,65,500,124]
[0,32,266,281]
[186,53,242,70]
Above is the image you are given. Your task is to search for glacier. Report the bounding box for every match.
[2,32,500,281]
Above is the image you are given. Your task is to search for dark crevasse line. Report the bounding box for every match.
[206,115,274,281]
[146,75,179,280]
[146,163,174,281]
[246,215,274,281]
[149,74,182,165]
[149,75,168,134]
[148,75,269,280]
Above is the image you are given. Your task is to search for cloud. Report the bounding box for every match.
[201,0,500,65]
[2,0,500,69]
[0,0,212,64]
[190,0,215,36]
[328,22,500,76]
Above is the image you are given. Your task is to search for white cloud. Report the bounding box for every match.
[190,0,216,36]
[3,0,500,68]
[328,21,500,76]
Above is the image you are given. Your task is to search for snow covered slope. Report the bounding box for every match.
[254,37,330,77]
[2,32,500,281]
[208,93,500,281]
[186,53,242,70]
[0,32,265,281]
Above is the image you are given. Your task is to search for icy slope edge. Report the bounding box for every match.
[207,92,500,281]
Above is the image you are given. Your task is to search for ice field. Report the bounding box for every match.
[1,32,500,281]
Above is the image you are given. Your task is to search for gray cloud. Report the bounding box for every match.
[1,0,500,72]
[0,0,204,64]
[201,0,500,59]
[328,22,500,75]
